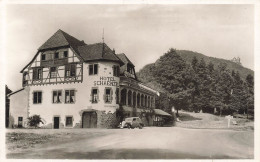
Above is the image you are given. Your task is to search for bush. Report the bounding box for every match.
[27,115,43,128]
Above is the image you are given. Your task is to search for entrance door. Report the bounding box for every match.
[82,112,97,128]
[18,117,23,128]
[54,117,59,129]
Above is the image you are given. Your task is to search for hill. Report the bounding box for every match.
[176,50,253,80]
[136,49,254,116]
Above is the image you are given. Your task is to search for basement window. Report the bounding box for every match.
[66,117,73,127]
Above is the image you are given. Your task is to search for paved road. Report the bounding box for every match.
[7,127,254,159]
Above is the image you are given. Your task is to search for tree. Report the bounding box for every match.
[27,115,43,128]
[191,56,198,71]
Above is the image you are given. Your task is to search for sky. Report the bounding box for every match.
[4,4,254,91]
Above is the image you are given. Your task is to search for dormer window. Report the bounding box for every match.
[64,51,68,58]
[55,52,59,59]
[41,54,46,61]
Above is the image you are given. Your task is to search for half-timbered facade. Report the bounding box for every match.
[8,29,166,129]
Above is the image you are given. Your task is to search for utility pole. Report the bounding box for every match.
[102,28,105,57]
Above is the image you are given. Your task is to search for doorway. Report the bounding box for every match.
[82,111,97,128]
[18,117,23,128]
[54,117,60,129]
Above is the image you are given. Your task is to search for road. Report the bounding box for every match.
[6,127,254,159]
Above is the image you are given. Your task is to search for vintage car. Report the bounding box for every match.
[120,117,144,129]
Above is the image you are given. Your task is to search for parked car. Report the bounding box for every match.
[120,117,144,129]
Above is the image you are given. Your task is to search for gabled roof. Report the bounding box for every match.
[78,43,123,65]
[21,30,123,72]
[116,53,135,67]
[38,29,86,51]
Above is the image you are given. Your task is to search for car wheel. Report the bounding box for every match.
[138,124,143,129]
[127,124,131,129]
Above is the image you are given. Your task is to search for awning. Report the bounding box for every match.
[154,109,172,117]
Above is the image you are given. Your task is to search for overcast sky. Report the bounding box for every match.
[4,4,254,91]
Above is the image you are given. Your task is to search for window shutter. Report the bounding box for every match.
[111,88,113,102]
[103,88,106,102]
[89,65,93,75]
[97,88,99,101]
[71,64,76,76]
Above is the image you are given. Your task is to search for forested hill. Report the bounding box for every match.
[176,50,253,80]
[136,49,254,117]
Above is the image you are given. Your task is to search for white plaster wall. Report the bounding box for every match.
[9,87,30,128]
[28,61,120,128]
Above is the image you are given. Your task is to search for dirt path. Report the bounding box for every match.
[6,127,254,159]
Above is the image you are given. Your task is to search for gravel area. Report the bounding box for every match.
[176,111,254,131]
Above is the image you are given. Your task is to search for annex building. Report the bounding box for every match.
[8,29,171,129]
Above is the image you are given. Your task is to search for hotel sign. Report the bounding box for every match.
[94,77,118,86]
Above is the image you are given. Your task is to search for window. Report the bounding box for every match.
[66,117,73,127]
[65,90,75,103]
[18,117,23,121]
[92,89,98,103]
[46,53,53,60]
[33,68,42,80]
[113,65,120,77]
[53,90,62,103]
[55,52,59,59]
[65,64,76,77]
[33,91,42,104]
[50,67,57,78]
[41,54,46,61]
[64,51,68,58]
[89,64,98,75]
[23,72,28,85]
[105,88,111,103]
